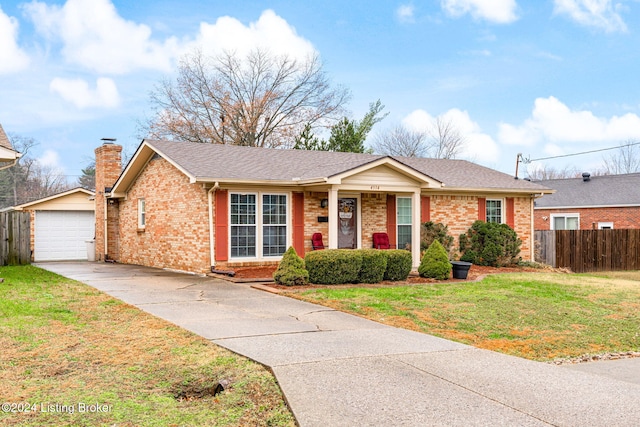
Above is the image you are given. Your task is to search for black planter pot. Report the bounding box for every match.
[450,261,472,279]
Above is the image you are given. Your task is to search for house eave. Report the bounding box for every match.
[535,203,640,210]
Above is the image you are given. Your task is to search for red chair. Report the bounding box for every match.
[311,233,325,250]
[372,232,395,249]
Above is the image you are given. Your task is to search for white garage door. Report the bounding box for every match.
[34,211,95,261]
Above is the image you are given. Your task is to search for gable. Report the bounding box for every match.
[17,189,95,211]
[341,164,422,189]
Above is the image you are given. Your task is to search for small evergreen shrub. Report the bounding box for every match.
[459,220,522,267]
[383,250,412,281]
[273,247,309,286]
[305,249,363,284]
[358,249,388,283]
[418,240,451,280]
[420,222,454,254]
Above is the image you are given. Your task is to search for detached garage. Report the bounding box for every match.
[16,188,95,261]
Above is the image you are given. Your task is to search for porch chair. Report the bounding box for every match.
[372,232,395,250]
[311,233,325,250]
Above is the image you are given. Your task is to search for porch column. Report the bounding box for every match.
[328,186,339,249]
[412,190,421,268]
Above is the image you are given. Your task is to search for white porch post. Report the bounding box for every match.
[412,190,421,268]
[328,186,339,249]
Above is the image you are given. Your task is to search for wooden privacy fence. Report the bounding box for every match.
[535,229,640,273]
[0,211,31,266]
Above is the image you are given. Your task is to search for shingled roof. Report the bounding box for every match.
[125,140,551,193]
[0,124,14,151]
[534,173,640,208]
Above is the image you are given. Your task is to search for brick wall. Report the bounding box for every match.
[430,194,533,261]
[303,192,329,254]
[535,206,640,230]
[94,143,122,261]
[361,193,387,249]
[117,156,211,273]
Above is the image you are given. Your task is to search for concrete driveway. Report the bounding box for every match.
[37,261,640,427]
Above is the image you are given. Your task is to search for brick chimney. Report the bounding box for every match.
[94,141,122,261]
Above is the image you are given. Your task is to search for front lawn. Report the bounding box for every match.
[0,265,295,427]
[288,271,640,361]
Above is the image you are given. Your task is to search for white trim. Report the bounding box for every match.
[137,198,146,229]
[598,222,614,230]
[535,204,640,209]
[550,213,580,230]
[228,191,290,261]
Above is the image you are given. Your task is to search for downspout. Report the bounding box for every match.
[530,194,535,262]
[208,182,219,269]
[103,192,108,261]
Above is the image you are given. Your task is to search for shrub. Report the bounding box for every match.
[273,247,309,286]
[459,220,522,267]
[383,250,412,281]
[305,249,363,284]
[358,249,388,283]
[420,222,454,254]
[418,240,451,280]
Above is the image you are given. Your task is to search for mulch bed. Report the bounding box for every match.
[222,264,548,291]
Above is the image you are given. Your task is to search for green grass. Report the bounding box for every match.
[0,265,295,427]
[290,271,640,361]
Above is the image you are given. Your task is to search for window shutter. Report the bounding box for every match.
[386,195,397,244]
[506,197,515,228]
[215,190,228,261]
[421,196,430,223]
[292,192,305,255]
[477,198,486,221]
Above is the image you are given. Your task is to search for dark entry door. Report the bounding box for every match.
[338,198,357,249]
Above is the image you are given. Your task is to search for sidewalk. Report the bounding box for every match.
[38,261,640,427]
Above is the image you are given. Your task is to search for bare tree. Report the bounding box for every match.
[427,116,465,159]
[371,124,428,157]
[143,48,350,148]
[602,140,640,174]
[372,117,465,159]
[525,164,579,180]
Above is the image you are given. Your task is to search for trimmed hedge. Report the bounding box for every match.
[358,249,388,284]
[305,249,363,284]
[273,246,309,286]
[418,240,451,280]
[382,250,412,281]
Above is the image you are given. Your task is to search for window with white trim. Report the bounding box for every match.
[486,199,503,223]
[230,192,288,259]
[138,198,146,228]
[551,214,579,230]
[397,197,412,250]
[598,222,613,230]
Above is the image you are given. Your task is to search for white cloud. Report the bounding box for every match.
[50,77,120,109]
[0,7,30,74]
[441,0,519,24]
[498,96,640,146]
[37,149,65,172]
[24,0,179,74]
[191,9,316,61]
[553,0,627,33]
[396,4,416,23]
[403,108,500,163]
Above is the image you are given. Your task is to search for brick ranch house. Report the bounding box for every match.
[534,173,640,230]
[95,140,552,274]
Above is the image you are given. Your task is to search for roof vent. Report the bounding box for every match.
[582,172,591,182]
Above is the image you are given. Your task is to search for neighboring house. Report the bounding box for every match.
[94,140,552,274]
[534,173,640,231]
[14,188,95,261]
[0,123,21,168]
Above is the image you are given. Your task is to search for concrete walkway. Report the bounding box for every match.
[37,262,640,427]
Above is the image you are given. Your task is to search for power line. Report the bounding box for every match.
[520,141,640,164]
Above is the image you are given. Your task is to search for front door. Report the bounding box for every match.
[338,198,357,249]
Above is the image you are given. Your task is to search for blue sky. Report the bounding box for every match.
[2,0,640,183]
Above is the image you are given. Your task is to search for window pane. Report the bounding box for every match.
[397,225,412,250]
[263,194,287,256]
[486,200,502,223]
[566,217,579,230]
[554,217,565,230]
[397,197,412,224]
[231,194,256,257]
